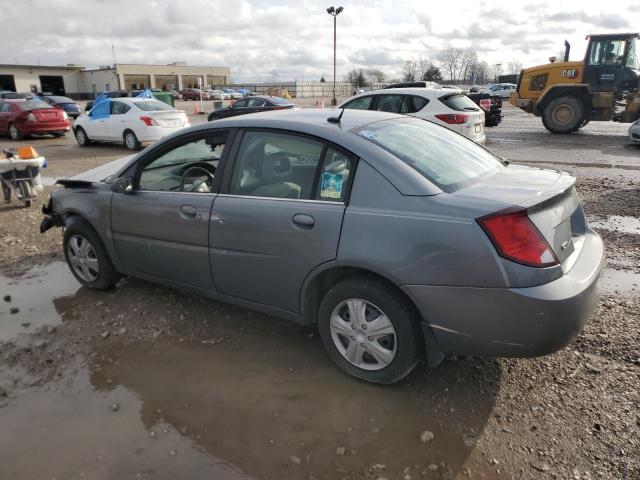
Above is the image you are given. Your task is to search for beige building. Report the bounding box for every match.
[0,62,230,98]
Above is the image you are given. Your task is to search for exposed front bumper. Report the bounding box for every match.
[403,230,604,357]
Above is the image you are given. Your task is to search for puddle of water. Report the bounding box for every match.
[603,269,640,294]
[589,215,640,235]
[0,262,80,342]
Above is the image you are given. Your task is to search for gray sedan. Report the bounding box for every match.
[41,109,604,384]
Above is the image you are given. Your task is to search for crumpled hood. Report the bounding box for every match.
[65,155,135,183]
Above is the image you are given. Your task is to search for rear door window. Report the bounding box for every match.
[110,102,131,115]
[375,95,403,113]
[400,95,429,114]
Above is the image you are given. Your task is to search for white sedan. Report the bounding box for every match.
[339,87,486,143]
[73,98,190,150]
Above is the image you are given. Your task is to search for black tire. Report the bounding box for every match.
[74,127,91,146]
[8,122,21,140]
[123,130,141,150]
[541,95,585,134]
[63,217,122,290]
[317,277,423,384]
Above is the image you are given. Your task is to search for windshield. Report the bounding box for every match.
[440,94,479,111]
[134,100,173,111]
[17,100,51,110]
[355,117,503,192]
[49,96,74,103]
[2,92,24,99]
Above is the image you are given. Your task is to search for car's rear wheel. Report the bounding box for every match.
[318,277,423,384]
[9,123,21,140]
[123,130,141,150]
[63,218,121,290]
[74,127,91,146]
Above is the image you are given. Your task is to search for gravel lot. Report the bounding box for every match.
[0,103,639,480]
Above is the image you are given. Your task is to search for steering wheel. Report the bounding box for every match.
[179,162,216,192]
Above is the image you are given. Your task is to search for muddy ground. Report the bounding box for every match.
[0,105,639,480]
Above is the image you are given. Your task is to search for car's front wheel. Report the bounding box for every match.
[74,127,91,146]
[318,277,423,384]
[63,218,122,290]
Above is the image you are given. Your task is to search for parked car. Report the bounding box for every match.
[41,109,603,384]
[171,90,183,100]
[208,90,225,100]
[0,91,27,99]
[73,98,189,150]
[629,119,640,144]
[223,88,243,99]
[208,95,296,121]
[466,92,503,127]
[339,88,486,143]
[481,83,517,99]
[0,99,70,139]
[236,88,255,97]
[40,95,82,118]
[179,88,210,101]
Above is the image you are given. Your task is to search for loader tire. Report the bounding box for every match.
[541,95,585,134]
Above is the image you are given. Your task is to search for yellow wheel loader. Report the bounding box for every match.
[510,33,640,133]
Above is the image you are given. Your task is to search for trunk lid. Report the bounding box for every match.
[148,110,188,127]
[456,165,584,267]
[32,108,64,121]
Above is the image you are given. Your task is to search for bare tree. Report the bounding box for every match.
[364,68,386,85]
[471,60,490,84]
[437,47,464,83]
[402,60,418,82]
[459,47,478,84]
[507,61,524,74]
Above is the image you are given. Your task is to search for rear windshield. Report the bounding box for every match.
[269,97,293,106]
[2,92,24,99]
[17,100,51,110]
[355,117,503,192]
[440,93,479,112]
[134,100,173,111]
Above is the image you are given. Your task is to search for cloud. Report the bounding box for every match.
[0,0,638,82]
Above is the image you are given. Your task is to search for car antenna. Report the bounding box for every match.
[327,107,346,124]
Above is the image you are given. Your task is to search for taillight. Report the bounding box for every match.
[435,113,468,124]
[61,111,68,120]
[140,116,158,126]
[479,99,491,111]
[477,209,558,268]
[26,113,36,122]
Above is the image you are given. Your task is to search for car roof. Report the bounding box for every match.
[340,87,462,104]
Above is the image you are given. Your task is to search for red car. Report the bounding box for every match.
[179,88,210,100]
[0,99,70,139]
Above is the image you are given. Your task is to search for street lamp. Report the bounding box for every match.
[327,6,343,106]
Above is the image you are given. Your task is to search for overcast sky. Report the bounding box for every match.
[1,0,638,82]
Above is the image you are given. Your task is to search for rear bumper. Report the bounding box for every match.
[21,121,70,134]
[136,125,189,142]
[403,230,604,357]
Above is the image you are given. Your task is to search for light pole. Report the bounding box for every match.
[327,6,343,106]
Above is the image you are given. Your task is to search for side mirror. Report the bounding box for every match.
[111,177,134,194]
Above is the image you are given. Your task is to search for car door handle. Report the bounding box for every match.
[292,213,315,229]
[180,205,197,219]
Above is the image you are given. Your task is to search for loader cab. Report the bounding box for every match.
[583,33,640,92]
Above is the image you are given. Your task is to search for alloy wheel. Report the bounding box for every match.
[329,298,397,371]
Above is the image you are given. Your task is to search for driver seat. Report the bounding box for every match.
[252,152,301,199]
